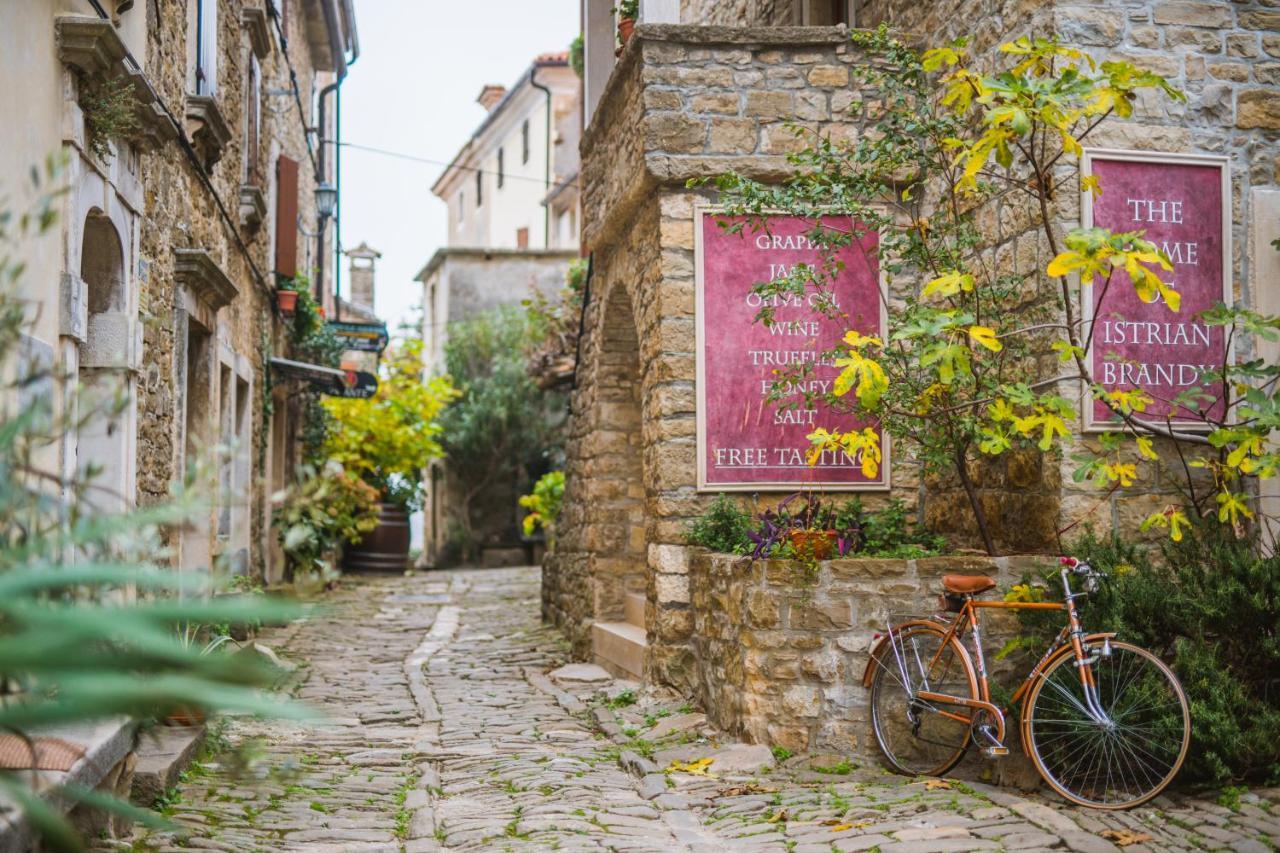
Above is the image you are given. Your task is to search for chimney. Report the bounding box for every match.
[477,84,507,111]
[344,241,381,313]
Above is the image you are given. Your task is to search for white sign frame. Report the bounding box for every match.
[694,203,891,492]
[1079,148,1232,433]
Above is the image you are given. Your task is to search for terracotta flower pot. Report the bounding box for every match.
[276,288,298,315]
[789,529,837,561]
[164,706,206,727]
[618,17,635,46]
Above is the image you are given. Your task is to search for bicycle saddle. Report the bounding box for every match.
[942,574,997,595]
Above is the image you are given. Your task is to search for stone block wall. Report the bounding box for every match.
[858,0,1280,544]
[690,550,1047,755]
[554,25,937,688]
[553,9,1279,693]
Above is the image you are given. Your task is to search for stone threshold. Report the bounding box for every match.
[0,717,135,852]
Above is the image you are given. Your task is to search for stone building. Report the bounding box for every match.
[545,0,1280,749]
[417,52,582,567]
[332,241,387,375]
[1,0,358,573]
[0,0,359,832]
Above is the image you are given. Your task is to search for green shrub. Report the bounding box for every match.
[1014,525,1280,785]
[685,494,945,559]
[859,499,946,558]
[686,494,755,555]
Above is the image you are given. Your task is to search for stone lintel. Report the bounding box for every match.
[174,248,238,311]
[184,94,232,170]
[634,23,850,46]
[124,71,179,151]
[55,15,128,77]
[239,184,267,231]
[241,7,273,61]
[56,16,177,152]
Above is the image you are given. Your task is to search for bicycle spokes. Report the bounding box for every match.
[870,625,976,777]
[1026,642,1189,808]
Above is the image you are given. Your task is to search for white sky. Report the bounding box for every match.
[336,0,580,335]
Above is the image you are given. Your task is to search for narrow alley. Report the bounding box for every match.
[131,569,1279,853]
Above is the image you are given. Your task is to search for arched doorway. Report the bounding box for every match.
[584,281,648,678]
[76,210,136,513]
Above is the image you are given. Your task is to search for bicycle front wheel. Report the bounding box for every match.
[1024,640,1190,809]
[869,622,977,777]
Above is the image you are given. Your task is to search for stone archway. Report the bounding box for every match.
[585,281,647,677]
[543,276,652,679]
[76,209,136,512]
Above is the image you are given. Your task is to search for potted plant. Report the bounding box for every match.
[322,338,456,572]
[748,493,860,561]
[164,625,241,726]
[276,279,299,316]
[614,0,638,50]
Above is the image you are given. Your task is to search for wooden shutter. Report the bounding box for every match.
[275,155,298,277]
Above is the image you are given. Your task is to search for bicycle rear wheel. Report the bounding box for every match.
[869,622,977,777]
[1024,640,1190,808]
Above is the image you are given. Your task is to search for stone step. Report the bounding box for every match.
[623,591,645,628]
[130,724,206,807]
[592,621,646,680]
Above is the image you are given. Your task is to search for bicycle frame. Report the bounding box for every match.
[867,567,1116,749]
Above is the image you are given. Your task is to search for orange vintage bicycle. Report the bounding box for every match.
[864,557,1190,809]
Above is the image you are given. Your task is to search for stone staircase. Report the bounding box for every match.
[591,591,646,679]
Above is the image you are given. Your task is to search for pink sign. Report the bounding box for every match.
[1084,151,1230,429]
[695,210,887,490]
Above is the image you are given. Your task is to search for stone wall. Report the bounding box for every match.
[553,8,1280,690]
[125,0,335,577]
[690,550,1043,755]
[855,0,1280,544]
[553,25,925,687]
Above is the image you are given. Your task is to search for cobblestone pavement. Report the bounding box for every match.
[132,566,1280,852]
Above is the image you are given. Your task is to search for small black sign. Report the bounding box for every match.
[320,369,378,399]
[327,320,389,353]
[269,357,379,399]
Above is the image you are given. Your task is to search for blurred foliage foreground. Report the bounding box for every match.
[0,162,307,848]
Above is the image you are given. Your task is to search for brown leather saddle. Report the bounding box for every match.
[942,574,997,595]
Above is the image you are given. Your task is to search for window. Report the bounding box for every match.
[516,227,529,249]
[475,167,483,207]
[497,148,505,189]
[456,191,464,223]
[193,0,218,95]
[244,54,261,183]
[522,120,530,164]
[796,0,853,25]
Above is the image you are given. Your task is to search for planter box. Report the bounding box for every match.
[689,550,1053,757]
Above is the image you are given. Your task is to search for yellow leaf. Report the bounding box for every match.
[922,270,973,299]
[988,398,1015,422]
[667,757,716,776]
[767,808,787,824]
[1101,830,1153,847]
[1080,174,1102,198]
[924,779,952,790]
[1047,252,1084,278]
[830,823,854,832]
[1136,435,1158,460]
[968,325,1003,352]
[1216,491,1254,526]
[842,330,883,349]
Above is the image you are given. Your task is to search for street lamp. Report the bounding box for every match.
[315,181,338,221]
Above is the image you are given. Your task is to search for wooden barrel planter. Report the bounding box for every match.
[342,502,411,573]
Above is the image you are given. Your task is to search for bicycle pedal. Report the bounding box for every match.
[983,746,1009,758]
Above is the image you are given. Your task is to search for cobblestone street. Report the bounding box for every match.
[133,567,1280,852]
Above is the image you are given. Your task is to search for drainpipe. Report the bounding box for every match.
[530,68,553,249]
[314,0,360,310]
[315,80,338,306]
